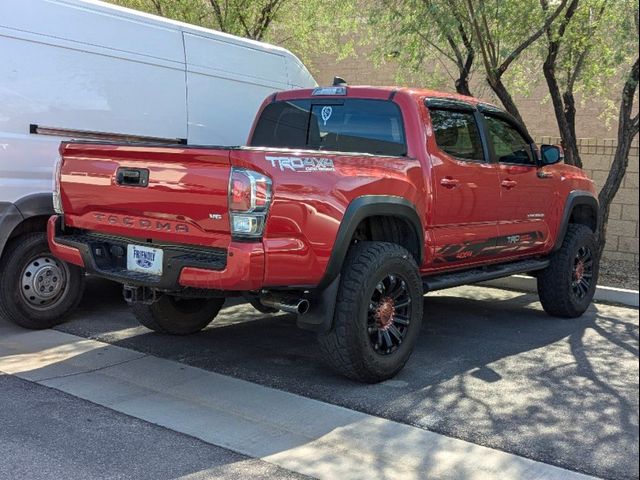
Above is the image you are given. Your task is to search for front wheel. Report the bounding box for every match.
[537,224,600,318]
[318,241,424,383]
[0,232,85,329]
[132,295,225,335]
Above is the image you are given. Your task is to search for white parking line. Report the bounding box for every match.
[0,321,598,480]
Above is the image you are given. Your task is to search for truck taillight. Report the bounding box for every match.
[228,168,272,238]
[52,154,64,214]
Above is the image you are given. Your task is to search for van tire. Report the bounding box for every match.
[537,224,599,318]
[318,241,423,383]
[0,232,85,329]
[132,296,225,335]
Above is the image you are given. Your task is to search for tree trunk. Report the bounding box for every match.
[562,91,582,168]
[596,57,639,258]
[487,75,529,135]
[542,56,582,167]
[455,71,472,96]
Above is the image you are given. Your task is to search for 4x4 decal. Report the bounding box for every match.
[434,231,544,264]
[266,156,335,172]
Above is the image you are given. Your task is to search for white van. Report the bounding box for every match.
[0,0,316,328]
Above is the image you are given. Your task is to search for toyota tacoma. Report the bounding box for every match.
[45,85,600,382]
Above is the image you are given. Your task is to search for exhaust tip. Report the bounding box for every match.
[297,299,310,316]
[259,294,310,316]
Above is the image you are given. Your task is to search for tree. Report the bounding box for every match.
[541,0,610,168]
[370,0,475,96]
[462,0,568,129]
[371,0,569,134]
[596,9,639,256]
[538,0,638,254]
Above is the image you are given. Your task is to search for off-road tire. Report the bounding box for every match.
[132,295,225,335]
[537,224,599,318]
[0,232,85,329]
[317,241,423,383]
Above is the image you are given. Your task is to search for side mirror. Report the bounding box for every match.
[540,144,564,165]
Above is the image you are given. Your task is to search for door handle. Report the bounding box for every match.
[501,179,517,189]
[440,177,460,188]
[116,168,149,187]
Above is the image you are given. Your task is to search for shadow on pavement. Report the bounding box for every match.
[54,277,639,480]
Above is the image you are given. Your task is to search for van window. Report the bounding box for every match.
[250,99,407,156]
[429,108,484,161]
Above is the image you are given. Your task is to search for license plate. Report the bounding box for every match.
[127,244,163,276]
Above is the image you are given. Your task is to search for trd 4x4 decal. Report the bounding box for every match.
[434,231,544,264]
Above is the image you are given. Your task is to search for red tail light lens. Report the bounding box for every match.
[228,168,272,238]
[229,168,272,213]
[230,172,252,212]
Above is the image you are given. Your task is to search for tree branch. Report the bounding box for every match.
[208,0,226,31]
[464,0,492,74]
[498,0,569,76]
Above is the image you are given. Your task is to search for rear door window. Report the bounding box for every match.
[428,108,484,162]
[250,99,407,156]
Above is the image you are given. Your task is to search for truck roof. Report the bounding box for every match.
[274,85,497,109]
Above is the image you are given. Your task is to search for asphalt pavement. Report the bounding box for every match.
[0,373,309,480]
[51,278,639,480]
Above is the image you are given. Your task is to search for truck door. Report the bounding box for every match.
[425,103,501,268]
[481,113,553,258]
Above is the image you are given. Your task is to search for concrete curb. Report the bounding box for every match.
[0,321,599,480]
[479,275,639,308]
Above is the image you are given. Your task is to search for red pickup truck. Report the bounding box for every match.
[45,85,599,382]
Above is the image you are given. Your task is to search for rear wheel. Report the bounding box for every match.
[0,232,85,329]
[318,241,423,383]
[537,224,599,318]
[132,295,225,335]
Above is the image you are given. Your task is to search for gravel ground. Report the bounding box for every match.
[599,258,640,290]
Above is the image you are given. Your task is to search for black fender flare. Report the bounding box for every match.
[0,193,54,258]
[0,202,24,257]
[299,196,423,333]
[553,190,599,251]
[317,195,424,290]
[14,192,55,219]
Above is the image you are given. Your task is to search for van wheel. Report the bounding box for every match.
[317,241,423,383]
[537,224,599,318]
[132,295,225,335]
[0,232,85,329]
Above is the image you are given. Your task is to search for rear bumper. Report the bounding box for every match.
[47,215,265,292]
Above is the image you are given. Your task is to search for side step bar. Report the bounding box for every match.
[423,258,549,292]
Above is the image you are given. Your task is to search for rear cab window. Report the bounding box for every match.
[250,99,407,156]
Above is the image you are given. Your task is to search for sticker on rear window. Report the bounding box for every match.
[321,106,333,125]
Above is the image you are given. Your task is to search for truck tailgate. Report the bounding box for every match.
[59,143,232,248]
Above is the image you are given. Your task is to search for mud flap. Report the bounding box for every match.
[297,274,341,333]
